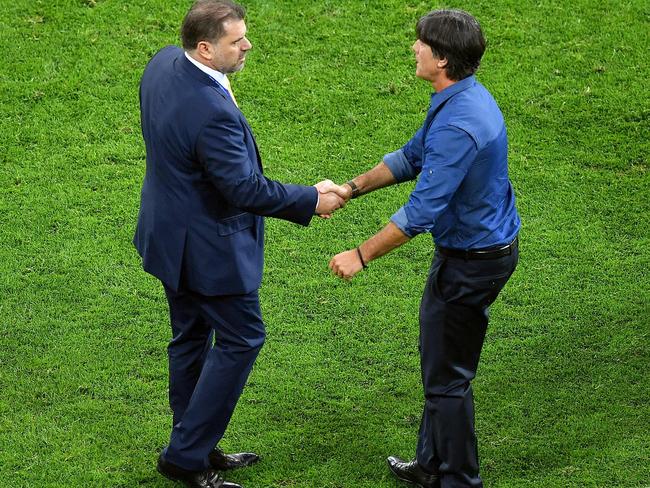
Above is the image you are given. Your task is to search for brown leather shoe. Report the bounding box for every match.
[387,456,440,488]
[208,446,260,471]
[157,454,242,488]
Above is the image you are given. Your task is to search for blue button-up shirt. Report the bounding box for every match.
[384,76,520,250]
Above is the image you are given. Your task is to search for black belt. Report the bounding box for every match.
[438,236,518,260]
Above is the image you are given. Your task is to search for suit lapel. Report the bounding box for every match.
[175,47,263,171]
[176,49,231,103]
[240,117,263,173]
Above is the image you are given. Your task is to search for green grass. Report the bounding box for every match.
[1,0,648,486]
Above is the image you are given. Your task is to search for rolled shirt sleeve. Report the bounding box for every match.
[383,126,427,183]
[383,149,414,182]
[390,126,478,237]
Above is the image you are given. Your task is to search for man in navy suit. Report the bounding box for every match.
[134,1,345,486]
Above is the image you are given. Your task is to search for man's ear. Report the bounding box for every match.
[196,40,213,61]
[437,57,448,69]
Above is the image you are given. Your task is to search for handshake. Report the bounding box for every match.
[313,179,353,218]
[313,179,369,281]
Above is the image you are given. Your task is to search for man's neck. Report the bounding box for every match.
[432,76,455,93]
[187,50,211,69]
[184,51,228,85]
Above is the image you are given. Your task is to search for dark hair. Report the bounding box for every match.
[181,0,246,50]
[416,9,485,81]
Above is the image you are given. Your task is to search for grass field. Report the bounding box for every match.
[1,0,648,486]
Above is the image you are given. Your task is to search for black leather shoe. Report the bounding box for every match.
[208,446,260,471]
[157,454,242,488]
[387,456,440,488]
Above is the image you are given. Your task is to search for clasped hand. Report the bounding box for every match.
[313,180,351,218]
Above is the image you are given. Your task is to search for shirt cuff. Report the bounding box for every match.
[383,149,415,183]
[390,207,415,238]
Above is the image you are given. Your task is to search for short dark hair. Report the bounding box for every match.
[416,9,486,81]
[181,0,246,50]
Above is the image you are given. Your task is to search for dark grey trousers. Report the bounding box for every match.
[416,245,518,488]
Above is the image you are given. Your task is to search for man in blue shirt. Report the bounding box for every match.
[330,9,520,488]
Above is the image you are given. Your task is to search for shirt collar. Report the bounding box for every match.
[184,51,229,87]
[429,75,476,113]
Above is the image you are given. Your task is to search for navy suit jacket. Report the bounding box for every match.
[134,46,318,296]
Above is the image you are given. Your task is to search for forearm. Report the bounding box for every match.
[358,221,411,264]
[328,221,411,280]
[344,162,396,199]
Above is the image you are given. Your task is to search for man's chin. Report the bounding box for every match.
[229,61,245,73]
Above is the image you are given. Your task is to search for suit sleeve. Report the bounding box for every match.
[195,110,318,226]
